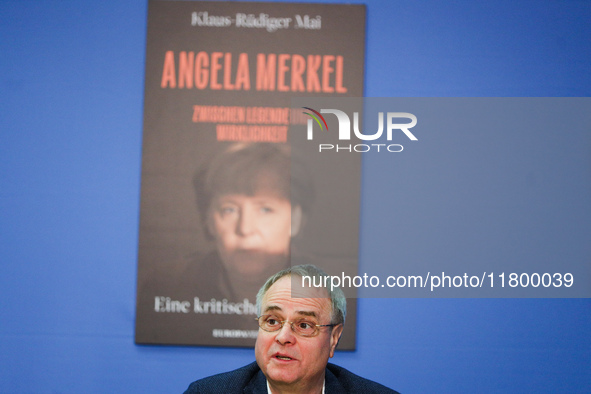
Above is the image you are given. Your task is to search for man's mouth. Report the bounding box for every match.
[274,354,294,361]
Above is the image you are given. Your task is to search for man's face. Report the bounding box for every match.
[255,276,343,392]
[208,190,296,277]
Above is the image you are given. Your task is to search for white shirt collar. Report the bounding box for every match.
[266,379,325,393]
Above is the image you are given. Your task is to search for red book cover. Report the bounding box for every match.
[135,0,365,348]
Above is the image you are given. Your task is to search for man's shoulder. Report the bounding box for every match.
[327,363,400,394]
[184,362,264,393]
[183,361,399,394]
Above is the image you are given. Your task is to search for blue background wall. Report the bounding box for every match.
[1,0,590,392]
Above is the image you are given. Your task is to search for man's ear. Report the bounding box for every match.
[291,205,303,237]
[328,324,344,358]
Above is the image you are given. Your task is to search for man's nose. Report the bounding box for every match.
[236,207,256,235]
[274,322,296,345]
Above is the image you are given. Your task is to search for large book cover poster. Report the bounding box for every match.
[135,0,365,348]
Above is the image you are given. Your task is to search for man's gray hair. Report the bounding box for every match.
[255,264,347,325]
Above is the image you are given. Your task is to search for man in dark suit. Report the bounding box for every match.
[185,265,398,393]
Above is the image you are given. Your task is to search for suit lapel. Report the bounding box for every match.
[324,367,345,393]
[245,367,344,393]
[243,368,268,394]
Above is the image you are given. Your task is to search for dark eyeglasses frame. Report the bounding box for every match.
[255,314,339,337]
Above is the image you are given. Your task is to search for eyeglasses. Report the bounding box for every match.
[256,314,338,337]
